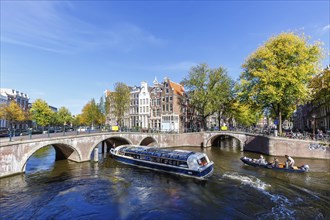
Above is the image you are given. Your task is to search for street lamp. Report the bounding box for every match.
[311,113,316,140]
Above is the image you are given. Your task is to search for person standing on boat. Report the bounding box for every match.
[258,155,267,165]
[285,155,295,168]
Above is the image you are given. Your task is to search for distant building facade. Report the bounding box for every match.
[129,86,140,129]
[160,78,185,133]
[0,88,30,129]
[138,81,150,130]
[105,77,187,133]
[150,78,163,131]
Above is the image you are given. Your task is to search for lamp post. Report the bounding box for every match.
[311,113,316,140]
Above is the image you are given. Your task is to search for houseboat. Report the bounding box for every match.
[110,145,214,179]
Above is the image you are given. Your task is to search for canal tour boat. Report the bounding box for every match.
[110,145,214,179]
[240,156,309,173]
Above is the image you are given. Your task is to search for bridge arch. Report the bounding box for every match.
[139,136,158,146]
[206,134,244,151]
[88,136,132,158]
[21,142,82,173]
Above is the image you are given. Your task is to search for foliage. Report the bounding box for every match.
[210,67,235,127]
[182,63,234,129]
[72,114,82,127]
[112,82,130,127]
[238,32,323,133]
[57,107,72,126]
[309,66,330,105]
[229,101,262,127]
[50,112,61,126]
[29,99,54,127]
[0,101,25,128]
[81,99,103,126]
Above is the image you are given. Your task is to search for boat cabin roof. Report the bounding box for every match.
[118,146,195,161]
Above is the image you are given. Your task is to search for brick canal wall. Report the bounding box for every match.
[243,134,329,159]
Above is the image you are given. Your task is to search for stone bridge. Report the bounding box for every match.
[0,131,328,178]
[0,131,247,178]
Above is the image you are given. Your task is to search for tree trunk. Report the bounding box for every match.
[278,104,282,134]
[201,116,207,131]
[217,110,222,129]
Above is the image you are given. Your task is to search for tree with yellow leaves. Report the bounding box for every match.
[238,32,323,134]
[0,101,25,129]
[29,99,54,128]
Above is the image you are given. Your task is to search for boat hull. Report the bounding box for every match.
[240,157,308,173]
[111,152,214,179]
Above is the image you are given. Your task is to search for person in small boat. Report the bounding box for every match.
[285,155,295,168]
[271,157,279,167]
[258,155,267,165]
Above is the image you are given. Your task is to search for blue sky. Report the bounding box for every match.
[1,1,329,115]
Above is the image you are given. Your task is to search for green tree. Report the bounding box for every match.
[309,66,330,105]
[57,107,72,128]
[81,99,102,127]
[182,64,233,129]
[113,82,130,127]
[72,114,82,127]
[30,99,54,128]
[230,101,260,127]
[0,101,25,129]
[238,32,323,134]
[50,111,60,127]
[209,67,234,128]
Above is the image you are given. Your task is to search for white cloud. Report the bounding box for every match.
[1,1,164,53]
[322,24,330,31]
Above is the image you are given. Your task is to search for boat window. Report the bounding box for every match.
[198,157,208,166]
[179,162,188,168]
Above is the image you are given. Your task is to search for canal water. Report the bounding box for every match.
[0,144,329,219]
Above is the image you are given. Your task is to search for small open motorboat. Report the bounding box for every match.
[240,156,309,173]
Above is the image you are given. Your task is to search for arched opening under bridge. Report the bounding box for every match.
[210,135,242,151]
[140,137,157,146]
[89,136,132,161]
[23,143,80,174]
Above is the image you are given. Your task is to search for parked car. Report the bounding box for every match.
[77,126,88,132]
[32,129,43,134]
[65,127,74,132]
[0,127,9,137]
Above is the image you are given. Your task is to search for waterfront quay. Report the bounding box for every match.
[0,131,329,178]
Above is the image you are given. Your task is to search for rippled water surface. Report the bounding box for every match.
[1,145,329,220]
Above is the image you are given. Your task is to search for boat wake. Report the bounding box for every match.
[222,172,297,219]
[222,172,270,191]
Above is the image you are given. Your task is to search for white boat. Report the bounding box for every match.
[110,145,214,179]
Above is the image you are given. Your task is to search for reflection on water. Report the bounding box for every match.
[0,144,329,219]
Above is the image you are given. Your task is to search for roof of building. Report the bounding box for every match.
[169,81,185,96]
